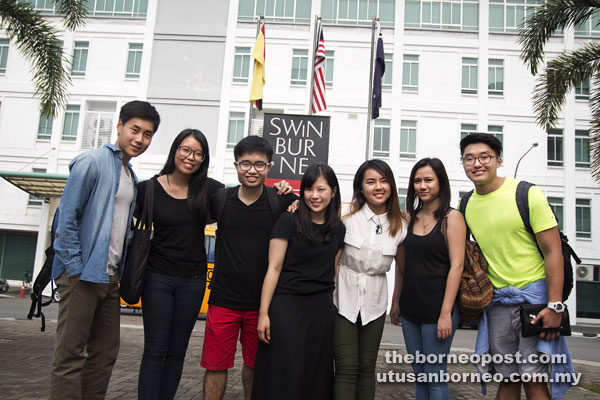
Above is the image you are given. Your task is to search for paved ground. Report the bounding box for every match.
[1,316,599,400]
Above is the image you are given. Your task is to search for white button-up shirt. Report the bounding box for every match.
[334,205,407,325]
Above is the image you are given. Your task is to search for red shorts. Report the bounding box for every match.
[201,305,259,370]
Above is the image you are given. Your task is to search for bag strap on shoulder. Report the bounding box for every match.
[138,179,154,230]
[215,186,232,226]
[459,190,474,240]
[264,186,282,222]
[516,181,534,233]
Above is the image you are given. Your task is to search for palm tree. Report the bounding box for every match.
[518,0,600,182]
[0,0,87,117]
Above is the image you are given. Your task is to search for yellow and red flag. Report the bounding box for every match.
[249,23,265,110]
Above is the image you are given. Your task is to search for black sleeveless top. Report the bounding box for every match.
[398,217,451,324]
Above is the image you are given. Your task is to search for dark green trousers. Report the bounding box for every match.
[333,312,386,400]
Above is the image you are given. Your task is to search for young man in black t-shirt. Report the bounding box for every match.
[202,136,296,400]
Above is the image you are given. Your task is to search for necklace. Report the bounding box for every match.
[371,215,383,235]
[420,214,437,233]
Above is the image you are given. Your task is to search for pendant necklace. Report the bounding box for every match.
[372,216,383,235]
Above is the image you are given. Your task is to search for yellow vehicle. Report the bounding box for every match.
[120,224,217,316]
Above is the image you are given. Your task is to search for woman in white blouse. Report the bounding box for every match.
[333,159,408,400]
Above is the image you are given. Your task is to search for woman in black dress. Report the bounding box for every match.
[252,164,345,400]
[136,129,223,399]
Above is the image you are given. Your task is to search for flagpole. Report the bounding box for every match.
[248,16,264,137]
[308,16,321,116]
[365,17,377,161]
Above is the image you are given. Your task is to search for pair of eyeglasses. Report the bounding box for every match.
[235,161,273,172]
[461,155,498,166]
[178,146,204,161]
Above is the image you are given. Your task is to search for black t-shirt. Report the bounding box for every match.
[136,176,224,277]
[272,212,345,295]
[208,186,297,310]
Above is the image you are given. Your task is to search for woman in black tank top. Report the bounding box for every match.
[390,158,466,400]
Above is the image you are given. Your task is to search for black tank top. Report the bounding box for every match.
[399,217,451,324]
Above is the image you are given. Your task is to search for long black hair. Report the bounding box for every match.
[406,157,451,220]
[347,159,405,237]
[295,164,341,243]
[159,129,210,223]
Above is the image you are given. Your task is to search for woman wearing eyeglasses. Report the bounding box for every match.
[136,129,224,399]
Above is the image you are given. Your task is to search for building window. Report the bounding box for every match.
[402,54,419,92]
[322,0,395,27]
[291,49,308,86]
[547,128,563,167]
[37,110,53,140]
[62,105,80,142]
[227,112,245,149]
[405,0,479,31]
[239,0,311,23]
[489,0,544,33]
[0,38,8,74]
[17,0,56,14]
[462,57,478,94]
[574,10,600,37]
[233,47,251,83]
[575,129,590,168]
[125,43,143,79]
[398,188,408,212]
[575,77,590,100]
[488,59,504,96]
[400,120,417,159]
[488,125,504,146]
[325,50,334,88]
[382,53,393,90]
[548,197,563,231]
[86,0,148,18]
[460,123,477,140]
[71,41,89,77]
[19,0,148,18]
[576,198,591,239]
[373,119,390,158]
[28,168,47,207]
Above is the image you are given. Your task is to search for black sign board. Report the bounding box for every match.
[263,113,330,184]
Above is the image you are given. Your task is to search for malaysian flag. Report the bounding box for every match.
[311,23,327,114]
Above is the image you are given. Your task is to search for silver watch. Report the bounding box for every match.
[547,301,566,313]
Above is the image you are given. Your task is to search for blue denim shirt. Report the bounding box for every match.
[52,144,137,283]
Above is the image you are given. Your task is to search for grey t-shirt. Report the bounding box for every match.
[107,167,134,275]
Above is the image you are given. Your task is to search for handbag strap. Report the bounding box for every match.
[137,179,154,230]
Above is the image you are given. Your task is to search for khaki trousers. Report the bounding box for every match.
[50,271,120,400]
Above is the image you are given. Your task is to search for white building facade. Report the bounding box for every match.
[1,0,598,322]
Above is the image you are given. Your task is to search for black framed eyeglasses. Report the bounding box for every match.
[461,155,498,166]
[235,160,273,172]
[178,146,204,161]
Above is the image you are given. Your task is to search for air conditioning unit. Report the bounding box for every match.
[576,265,594,282]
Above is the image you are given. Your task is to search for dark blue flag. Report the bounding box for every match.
[372,30,385,119]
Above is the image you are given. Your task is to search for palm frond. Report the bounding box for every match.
[0,0,70,117]
[57,0,87,30]
[518,0,599,75]
[589,72,600,181]
[531,42,600,129]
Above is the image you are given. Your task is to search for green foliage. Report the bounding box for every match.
[0,0,87,117]
[518,0,600,182]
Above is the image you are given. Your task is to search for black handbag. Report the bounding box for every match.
[120,179,154,305]
[519,303,571,338]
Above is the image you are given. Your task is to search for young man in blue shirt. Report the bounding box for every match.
[50,100,160,400]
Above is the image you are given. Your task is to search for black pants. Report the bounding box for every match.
[138,269,206,400]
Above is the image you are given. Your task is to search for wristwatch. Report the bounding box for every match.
[547,301,566,313]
